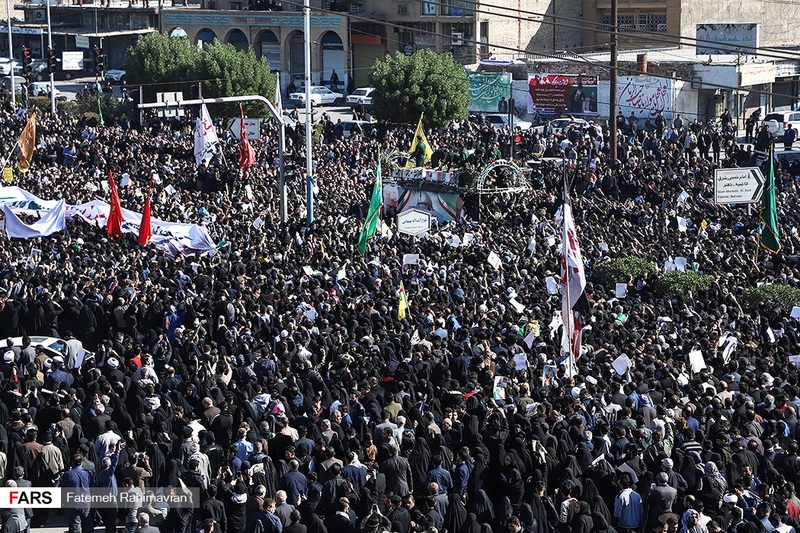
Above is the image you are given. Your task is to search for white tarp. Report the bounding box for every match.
[3,199,66,238]
[0,187,216,257]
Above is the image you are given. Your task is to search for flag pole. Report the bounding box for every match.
[562,156,574,379]
[0,140,21,173]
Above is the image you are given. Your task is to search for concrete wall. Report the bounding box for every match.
[479,0,582,56]
[672,80,699,122]
[581,0,800,52]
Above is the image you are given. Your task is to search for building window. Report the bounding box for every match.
[617,15,634,32]
[422,0,435,15]
[442,0,473,17]
[604,13,667,32]
[480,20,489,57]
[397,3,408,14]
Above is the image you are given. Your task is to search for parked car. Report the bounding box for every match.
[762,111,800,137]
[757,147,800,166]
[341,120,375,138]
[288,86,344,108]
[775,148,800,164]
[30,82,65,100]
[483,113,533,130]
[105,69,126,83]
[0,76,25,94]
[346,87,375,109]
[0,58,20,76]
[9,335,93,363]
[545,117,588,134]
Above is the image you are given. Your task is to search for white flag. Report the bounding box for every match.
[275,72,283,118]
[194,104,219,166]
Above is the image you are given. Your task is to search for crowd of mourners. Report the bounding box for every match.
[0,91,798,533]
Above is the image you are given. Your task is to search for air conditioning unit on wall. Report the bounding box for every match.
[451,32,463,46]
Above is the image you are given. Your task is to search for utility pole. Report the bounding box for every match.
[303,0,313,226]
[609,0,618,165]
[6,0,15,107]
[45,0,54,114]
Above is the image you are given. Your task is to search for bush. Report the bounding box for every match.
[592,256,656,288]
[741,284,800,310]
[655,271,714,296]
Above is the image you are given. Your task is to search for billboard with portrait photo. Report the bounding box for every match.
[527,73,598,116]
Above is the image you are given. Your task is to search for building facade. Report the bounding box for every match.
[9,0,583,91]
[12,1,158,74]
[582,0,800,52]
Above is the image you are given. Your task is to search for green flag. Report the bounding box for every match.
[761,144,781,254]
[357,161,382,255]
[97,97,104,126]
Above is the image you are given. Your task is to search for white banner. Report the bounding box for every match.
[0,187,216,257]
[617,76,673,120]
[3,199,66,238]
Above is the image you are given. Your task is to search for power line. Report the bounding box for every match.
[403,0,800,62]
[280,0,796,104]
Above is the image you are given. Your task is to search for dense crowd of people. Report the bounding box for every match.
[0,93,797,533]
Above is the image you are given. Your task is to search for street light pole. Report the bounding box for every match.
[303,0,313,225]
[6,0,15,107]
[45,0,55,114]
[139,94,288,224]
[609,0,618,165]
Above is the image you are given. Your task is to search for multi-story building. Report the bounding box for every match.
[11,0,586,91]
[12,0,158,72]
[582,0,800,52]
[157,0,578,89]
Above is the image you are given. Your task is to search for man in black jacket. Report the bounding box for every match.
[199,485,227,533]
[387,494,411,533]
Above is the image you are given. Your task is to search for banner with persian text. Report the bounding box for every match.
[468,72,512,113]
[527,74,598,116]
[617,76,673,120]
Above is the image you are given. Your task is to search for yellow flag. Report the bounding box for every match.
[697,219,708,236]
[17,113,36,173]
[398,281,409,321]
[407,114,433,167]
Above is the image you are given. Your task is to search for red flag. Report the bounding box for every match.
[138,177,153,245]
[107,170,123,239]
[238,104,256,171]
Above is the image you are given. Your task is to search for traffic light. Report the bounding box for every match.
[47,48,57,74]
[22,47,32,77]
[93,46,105,74]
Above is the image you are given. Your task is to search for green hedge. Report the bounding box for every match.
[742,284,800,310]
[592,256,656,288]
[655,271,714,296]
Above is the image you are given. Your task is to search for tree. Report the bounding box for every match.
[369,50,469,127]
[126,33,275,117]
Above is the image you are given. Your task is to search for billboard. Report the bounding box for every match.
[61,51,84,71]
[527,74,598,116]
[617,76,673,119]
[468,72,512,113]
[696,23,758,55]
